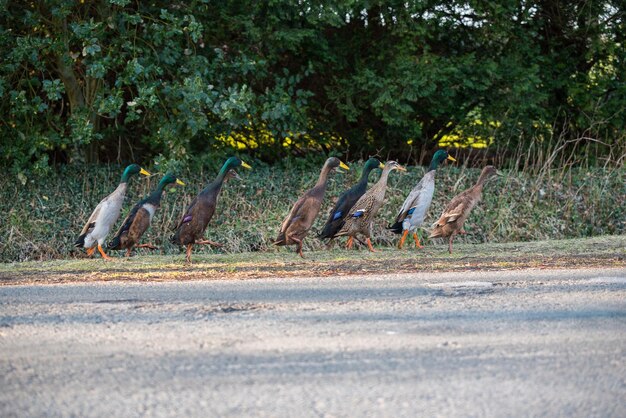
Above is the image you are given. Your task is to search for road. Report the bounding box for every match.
[1,268,625,417]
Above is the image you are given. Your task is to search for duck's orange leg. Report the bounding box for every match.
[366,238,377,252]
[186,244,193,263]
[412,233,423,249]
[346,236,354,250]
[196,239,223,247]
[291,237,304,258]
[86,247,96,257]
[397,230,408,249]
[97,244,114,261]
[448,235,455,254]
[125,248,132,257]
[137,243,158,250]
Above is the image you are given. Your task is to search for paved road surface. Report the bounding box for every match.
[1,268,625,417]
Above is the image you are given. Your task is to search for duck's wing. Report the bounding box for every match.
[174,195,199,230]
[433,192,469,226]
[395,176,429,222]
[108,201,143,249]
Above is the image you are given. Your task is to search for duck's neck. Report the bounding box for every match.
[314,164,333,189]
[146,182,167,206]
[358,165,375,185]
[374,167,392,189]
[428,158,440,172]
[475,170,491,187]
[206,164,230,192]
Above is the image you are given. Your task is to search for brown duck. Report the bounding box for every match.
[108,173,185,256]
[274,157,349,257]
[335,161,406,252]
[429,165,498,253]
[171,157,251,262]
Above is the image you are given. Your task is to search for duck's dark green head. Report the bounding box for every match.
[121,164,150,183]
[364,157,385,172]
[158,173,185,188]
[220,156,252,175]
[429,150,456,171]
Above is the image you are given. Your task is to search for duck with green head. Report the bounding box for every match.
[389,150,456,249]
[171,157,251,263]
[319,157,384,244]
[75,163,150,260]
[108,173,185,257]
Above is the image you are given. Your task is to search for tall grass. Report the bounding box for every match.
[1,145,624,262]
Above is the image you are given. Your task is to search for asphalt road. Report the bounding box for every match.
[1,268,625,417]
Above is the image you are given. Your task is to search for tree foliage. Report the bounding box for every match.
[1,0,624,174]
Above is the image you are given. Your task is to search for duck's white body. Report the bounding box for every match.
[396,170,436,232]
[80,183,128,249]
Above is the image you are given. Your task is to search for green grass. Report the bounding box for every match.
[1,159,625,263]
[1,236,624,285]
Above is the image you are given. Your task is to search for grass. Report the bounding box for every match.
[1,235,624,286]
[1,157,624,263]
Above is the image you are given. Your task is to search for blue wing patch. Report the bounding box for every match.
[352,209,365,218]
[332,211,343,221]
[407,207,416,216]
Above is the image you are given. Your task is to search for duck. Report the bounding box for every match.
[429,165,499,253]
[108,173,185,257]
[388,150,456,249]
[335,161,406,252]
[319,158,384,245]
[74,164,150,260]
[274,157,349,257]
[171,157,251,263]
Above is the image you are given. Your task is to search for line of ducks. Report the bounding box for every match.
[75,154,499,262]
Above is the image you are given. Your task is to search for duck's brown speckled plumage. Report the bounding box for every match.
[335,161,405,252]
[429,165,498,253]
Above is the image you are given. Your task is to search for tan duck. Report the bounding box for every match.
[335,161,406,252]
[74,164,150,260]
[429,165,498,253]
[274,157,349,257]
[171,157,251,263]
[108,173,185,256]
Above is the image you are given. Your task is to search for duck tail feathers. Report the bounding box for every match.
[387,221,403,234]
[107,235,122,250]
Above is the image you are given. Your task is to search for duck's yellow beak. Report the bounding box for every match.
[447,155,457,162]
[379,162,385,169]
[396,165,407,172]
[241,161,252,169]
[176,179,185,186]
[339,161,350,171]
[139,168,150,176]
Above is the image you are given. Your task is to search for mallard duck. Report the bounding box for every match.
[429,165,498,253]
[108,173,185,257]
[74,164,150,260]
[171,157,251,262]
[389,150,456,249]
[319,158,384,244]
[335,161,406,252]
[274,157,349,257]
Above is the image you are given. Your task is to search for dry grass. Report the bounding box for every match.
[1,235,623,286]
